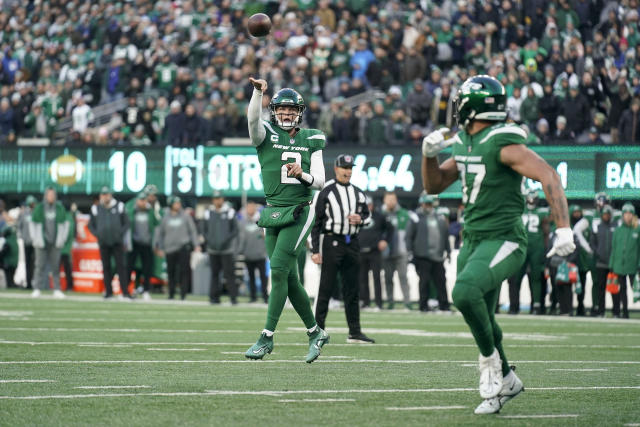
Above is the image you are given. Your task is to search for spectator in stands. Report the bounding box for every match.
[561,82,591,138]
[618,97,640,144]
[388,108,410,146]
[71,95,93,135]
[606,76,631,144]
[431,79,454,129]
[165,100,186,146]
[29,187,69,299]
[0,97,15,144]
[520,86,541,128]
[350,39,375,85]
[332,106,358,144]
[536,119,552,144]
[554,116,572,141]
[406,80,432,126]
[355,102,372,145]
[587,126,604,144]
[506,86,523,122]
[184,104,204,145]
[154,196,200,300]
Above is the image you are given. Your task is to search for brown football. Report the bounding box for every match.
[247,13,271,37]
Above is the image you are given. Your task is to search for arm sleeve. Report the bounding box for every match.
[573,218,592,253]
[248,88,266,146]
[298,149,325,189]
[311,190,327,254]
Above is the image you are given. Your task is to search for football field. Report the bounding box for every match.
[1,291,639,426]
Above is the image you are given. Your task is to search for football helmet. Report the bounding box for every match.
[594,192,610,211]
[453,75,507,128]
[269,88,305,130]
[525,189,539,208]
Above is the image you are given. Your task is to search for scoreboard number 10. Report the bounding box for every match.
[108,151,147,193]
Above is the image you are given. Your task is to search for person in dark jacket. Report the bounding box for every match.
[183,104,204,145]
[203,190,239,304]
[358,196,391,310]
[406,193,451,312]
[155,196,200,300]
[539,83,560,132]
[239,201,268,303]
[331,106,358,144]
[165,100,187,146]
[608,203,640,319]
[617,97,640,144]
[560,84,590,138]
[589,205,616,316]
[89,186,131,299]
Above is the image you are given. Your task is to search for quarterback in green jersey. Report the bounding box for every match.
[244,77,330,363]
[421,75,575,415]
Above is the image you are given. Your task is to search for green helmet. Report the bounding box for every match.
[418,192,435,204]
[453,75,507,127]
[269,88,305,130]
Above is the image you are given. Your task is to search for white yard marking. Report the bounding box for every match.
[2,340,640,350]
[386,406,467,411]
[279,399,355,403]
[2,359,640,366]
[547,368,608,372]
[78,344,132,348]
[623,423,640,426]
[0,327,249,333]
[0,310,32,317]
[220,352,244,355]
[498,414,579,419]
[74,386,151,389]
[146,348,207,352]
[2,386,639,401]
[0,380,55,383]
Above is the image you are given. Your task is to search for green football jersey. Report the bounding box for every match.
[451,123,527,239]
[256,121,325,207]
[522,206,549,247]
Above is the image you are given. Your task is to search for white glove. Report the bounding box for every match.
[546,227,576,258]
[422,127,454,158]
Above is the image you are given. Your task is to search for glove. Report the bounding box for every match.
[546,227,576,258]
[422,127,454,158]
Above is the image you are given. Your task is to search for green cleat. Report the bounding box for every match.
[305,327,330,363]
[245,333,274,360]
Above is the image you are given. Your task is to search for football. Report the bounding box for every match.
[247,13,271,37]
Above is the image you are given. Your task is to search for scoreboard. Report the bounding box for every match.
[1,145,639,200]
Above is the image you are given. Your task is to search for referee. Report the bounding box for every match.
[311,154,375,344]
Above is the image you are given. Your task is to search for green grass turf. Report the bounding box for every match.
[0,290,639,426]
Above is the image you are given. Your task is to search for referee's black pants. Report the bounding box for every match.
[315,235,361,335]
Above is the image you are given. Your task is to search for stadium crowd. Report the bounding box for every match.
[0,186,638,318]
[0,1,639,146]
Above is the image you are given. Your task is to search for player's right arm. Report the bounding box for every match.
[421,128,459,194]
[248,77,267,146]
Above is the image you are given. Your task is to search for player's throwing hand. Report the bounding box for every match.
[249,77,268,92]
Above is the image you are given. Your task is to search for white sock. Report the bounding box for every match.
[261,329,274,337]
[307,325,318,334]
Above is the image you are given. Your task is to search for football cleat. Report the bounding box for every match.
[305,327,330,363]
[346,333,375,344]
[478,348,503,398]
[245,333,274,360]
[474,366,524,415]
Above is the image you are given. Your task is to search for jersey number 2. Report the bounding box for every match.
[457,163,486,204]
[281,152,302,184]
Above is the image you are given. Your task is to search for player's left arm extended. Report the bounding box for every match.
[500,144,575,257]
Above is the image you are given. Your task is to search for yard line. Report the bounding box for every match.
[279,399,355,403]
[78,344,132,348]
[220,352,244,355]
[386,406,467,411]
[146,348,207,351]
[2,340,640,350]
[623,423,640,426]
[547,368,608,372]
[1,386,639,401]
[498,414,579,419]
[74,386,151,389]
[2,359,640,366]
[0,327,256,333]
[0,380,55,383]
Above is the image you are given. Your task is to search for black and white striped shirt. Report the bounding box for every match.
[311,179,370,253]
